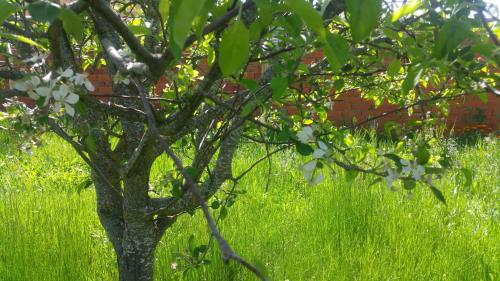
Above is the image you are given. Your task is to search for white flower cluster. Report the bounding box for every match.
[13,68,94,116]
[383,158,427,190]
[297,126,327,185]
[297,126,314,144]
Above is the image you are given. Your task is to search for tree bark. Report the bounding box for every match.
[117,229,157,281]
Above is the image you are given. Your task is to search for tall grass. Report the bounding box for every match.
[0,132,498,281]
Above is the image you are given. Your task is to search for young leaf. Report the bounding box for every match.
[322,32,350,71]
[402,178,416,190]
[402,68,423,94]
[429,186,446,204]
[271,77,288,100]
[219,21,250,76]
[387,59,402,77]
[240,79,258,92]
[345,0,381,42]
[284,0,325,38]
[433,18,470,59]
[345,170,359,181]
[169,0,206,57]
[0,0,18,23]
[461,168,473,188]
[193,0,214,39]
[295,142,313,156]
[60,8,83,42]
[391,0,421,22]
[158,0,170,23]
[84,135,97,154]
[415,145,430,165]
[28,1,60,22]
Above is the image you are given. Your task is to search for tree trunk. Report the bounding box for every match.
[117,232,157,281]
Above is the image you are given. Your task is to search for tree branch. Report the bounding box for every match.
[86,0,157,66]
[0,89,26,101]
[130,78,267,281]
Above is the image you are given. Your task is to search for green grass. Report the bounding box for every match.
[0,132,499,281]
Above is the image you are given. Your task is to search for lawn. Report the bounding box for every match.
[0,132,499,281]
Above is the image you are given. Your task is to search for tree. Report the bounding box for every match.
[0,0,498,280]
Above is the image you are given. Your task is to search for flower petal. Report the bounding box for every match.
[13,80,28,91]
[27,90,40,100]
[65,104,75,116]
[84,80,95,91]
[66,93,79,104]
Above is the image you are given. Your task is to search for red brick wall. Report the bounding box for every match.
[85,60,498,134]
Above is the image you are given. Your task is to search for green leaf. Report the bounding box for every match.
[28,1,60,22]
[391,0,422,22]
[387,59,402,77]
[295,142,313,156]
[322,32,350,71]
[345,0,381,42]
[128,24,150,36]
[185,166,199,179]
[461,168,473,188]
[425,167,444,174]
[384,153,403,167]
[76,178,93,195]
[210,200,220,209]
[402,178,416,190]
[219,21,250,76]
[345,170,359,181]
[240,78,258,92]
[169,0,206,57]
[60,8,83,42]
[284,0,325,38]
[171,179,183,198]
[193,0,214,39]
[271,77,288,100]
[433,18,470,59]
[84,135,97,154]
[369,177,383,187]
[402,68,423,94]
[240,99,259,117]
[415,146,430,165]
[219,206,228,220]
[0,32,46,50]
[158,0,170,22]
[276,129,292,142]
[344,134,355,147]
[0,0,18,23]
[429,185,446,204]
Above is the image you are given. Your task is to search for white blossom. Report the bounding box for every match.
[71,73,95,91]
[52,84,79,116]
[297,126,314,144]
[22,54,47,67]
[313,141,329,159]
[311,173,324,185]
[57,67,74,78]
[400,159,425,180]
[425,174,433,186]
[13,76,40,98]
[324,96,333,109]
[384,167,399,190]
[31,86,53,106]
[302,160,317,182]
[113,72,130,85]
